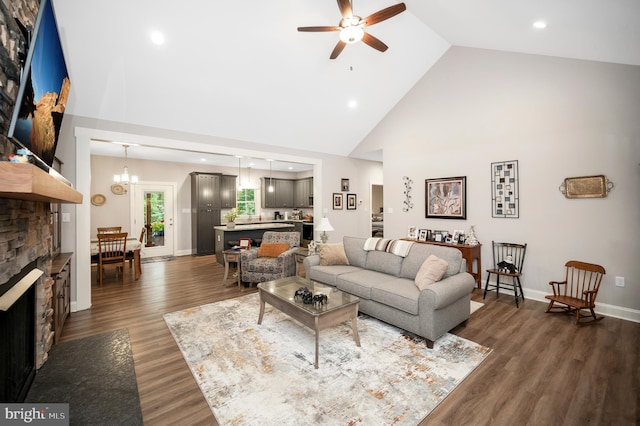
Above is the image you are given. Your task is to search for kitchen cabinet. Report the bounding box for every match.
[220,175,237,208]
[191,172,222,255]
[261,178,295,208]
[294,177,313,208]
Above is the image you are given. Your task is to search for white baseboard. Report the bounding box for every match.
[176,249,193,257]
[482,283,640,323]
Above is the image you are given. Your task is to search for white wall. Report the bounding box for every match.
[358,47,640,317]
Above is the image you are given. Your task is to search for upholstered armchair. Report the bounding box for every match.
[240,231,300,285]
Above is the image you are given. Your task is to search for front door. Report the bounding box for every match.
[132,183,176,258]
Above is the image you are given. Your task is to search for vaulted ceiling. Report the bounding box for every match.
[52,0,639,164]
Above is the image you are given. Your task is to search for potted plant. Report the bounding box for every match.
[223,208,239,229]
[151,220,164,236]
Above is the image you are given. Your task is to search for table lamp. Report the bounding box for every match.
[315,217,334,244]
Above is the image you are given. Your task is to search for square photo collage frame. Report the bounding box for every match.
[491,160,519,218]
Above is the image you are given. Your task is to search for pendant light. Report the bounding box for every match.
[113,144,138,184]
[237,156,243,191]
[268,160,274,192]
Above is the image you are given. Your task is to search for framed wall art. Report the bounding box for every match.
[491,160,519,218]
[425,176,467,219]
[333,193,343,210]
[346,193,357,210]
[341,178,350,191]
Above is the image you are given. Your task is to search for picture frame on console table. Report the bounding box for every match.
[425,176,467,219]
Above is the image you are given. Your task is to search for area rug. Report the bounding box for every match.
[164,294,491,425]
[141,255,176,264]
[26,329,143,425]
[470,300,484,315]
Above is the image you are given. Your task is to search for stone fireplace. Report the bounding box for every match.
[0,198,54,402]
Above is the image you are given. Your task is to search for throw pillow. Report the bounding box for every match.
[257,243,290,258]
[414,254,449,290]
[318,243,349,266]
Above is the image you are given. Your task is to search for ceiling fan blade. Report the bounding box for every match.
[298,26,341,32]
[337,0,353,18]
[362,32,388,52]
[330,40,347,59]
[363,3,406,27]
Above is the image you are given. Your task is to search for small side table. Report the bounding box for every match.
[294,248,312,277]
[222,249,242,287]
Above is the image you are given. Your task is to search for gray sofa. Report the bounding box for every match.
[303,236,475,348]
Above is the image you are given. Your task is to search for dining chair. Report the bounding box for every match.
[97,226,122,234]
[97,232,128,286]
[483,241,527,307]
[127,226,146,267]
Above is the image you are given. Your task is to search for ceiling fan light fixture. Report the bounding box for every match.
[339,26,364,43]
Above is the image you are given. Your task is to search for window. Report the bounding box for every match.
[237,189,255,216]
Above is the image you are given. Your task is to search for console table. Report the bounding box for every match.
[405,239,482,289]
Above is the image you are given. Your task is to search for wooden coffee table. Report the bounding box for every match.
[257,276,360,369]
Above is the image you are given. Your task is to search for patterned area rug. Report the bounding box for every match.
[164,294,491,425]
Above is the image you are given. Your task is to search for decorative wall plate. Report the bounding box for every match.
[111,184,126,195]
[91,194,106,206]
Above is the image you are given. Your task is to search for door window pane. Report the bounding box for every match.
[144,191,165,247]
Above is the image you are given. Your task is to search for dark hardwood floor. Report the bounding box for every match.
[61,255,639,425]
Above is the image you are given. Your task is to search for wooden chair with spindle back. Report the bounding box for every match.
[97,232,128,286]
[545,260,606,324]
[483,241,527,307]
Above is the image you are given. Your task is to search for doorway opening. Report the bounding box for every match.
[371,184,383,237]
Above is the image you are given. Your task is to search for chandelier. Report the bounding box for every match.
[113,144,138,184]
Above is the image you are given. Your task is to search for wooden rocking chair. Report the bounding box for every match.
[545,260,606,324]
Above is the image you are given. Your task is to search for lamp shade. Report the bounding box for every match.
[315,217,334,232]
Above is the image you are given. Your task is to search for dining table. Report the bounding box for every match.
[90,237,142,280]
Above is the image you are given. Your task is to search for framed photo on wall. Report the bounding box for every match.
[346,193,357,210]
[425,176,467,219]
[333,193,343,210]
[341,178,350,191]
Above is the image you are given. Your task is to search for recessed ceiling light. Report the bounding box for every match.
[533,21,547,29]
[200,158,206,162]
[348,100,358,108]
[150,31,165,45]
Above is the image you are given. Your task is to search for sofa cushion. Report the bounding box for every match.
[258,243,290,258]
[343,236,368,267]
[414,255,449,290]
[335,269,391,300]
[370,277,420,315]
[318,243,349,265]
[308,265,361,287]
[400,243,463,280]
[364,250,403,276]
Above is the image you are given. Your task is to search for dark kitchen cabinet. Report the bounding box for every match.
[220,175,237,208]
[191,172,222,255]
[294,177,313,208]
[261,178,295,208]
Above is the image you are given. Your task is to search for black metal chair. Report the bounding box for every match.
[483,241,527,307]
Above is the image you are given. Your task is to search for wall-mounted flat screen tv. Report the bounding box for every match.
[7,0,70,171]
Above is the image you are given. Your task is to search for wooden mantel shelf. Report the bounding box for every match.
[0,163,83,204]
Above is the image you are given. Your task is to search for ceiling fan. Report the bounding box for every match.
[298,0,407,59]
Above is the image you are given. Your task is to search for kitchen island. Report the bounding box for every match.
[213,223,296,265]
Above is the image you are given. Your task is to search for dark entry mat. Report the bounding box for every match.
[26,329,143,425]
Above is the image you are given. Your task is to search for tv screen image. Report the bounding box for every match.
[7,0,70,169]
